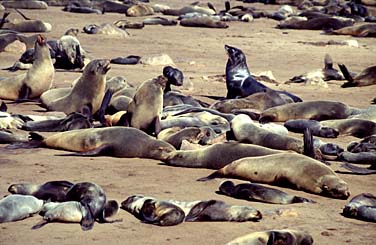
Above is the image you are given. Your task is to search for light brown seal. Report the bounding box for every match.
[199,152,350,199]
[330,23,376,37]
[339,64,376,88]
[0,35,54,100]
[126,4,155,17]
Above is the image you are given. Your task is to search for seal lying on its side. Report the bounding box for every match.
[198,152,350,199]
[0,194,44,223]
[342,193,376,223]
[218,180,315,204]
[226,229,313,245]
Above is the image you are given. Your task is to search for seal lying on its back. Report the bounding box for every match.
[27,127,175,161]
[224,45,302,102]
[0,194,44,223]
[226,229,313,245]
[0,35,54,100]
[199,152,350,199]
[342,193,376,223]
[218,180,315,204]
[8,180,74,202]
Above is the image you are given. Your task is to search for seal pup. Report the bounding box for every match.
[121,195,186,226]
[0,35,54,100]
[83,23,129,38]
[259,100,355,123]
[226,229,314,245]
[198,152,350,199]
[0,194,44,223]
[347,135,376,153]
[41,59,110,117]
[64,182,120,230]
[8,180,74,202]
[339,64,376,88]
[342,193,376,222]
[26,127,175,161]
[121,75,167,135]
[284,119,339,138]
[163,142,282,169]
[321,118,376,138]
[328,23,376,37]
[224,45,302,102]
[218,180,315,204]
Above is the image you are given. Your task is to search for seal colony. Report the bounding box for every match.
[0,1,374,243]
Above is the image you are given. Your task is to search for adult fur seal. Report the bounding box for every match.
[224,45,302,102]
[163,142,282,169]
[0,194,44,223]
[180,16,228,28]
[63,182,120,230]
[8,180,74,202]
[329,23,376,37]
[41,59,110,116]
[121,195,186,226]
[0,35,54,100]
[198,152,350,199]
[226,229,313,245]
[259,100,355,123]
[339,64,376,88]
[284,119,339,138]
[342,193,376,223]
[27,127,175,161]
[218,180,315,204]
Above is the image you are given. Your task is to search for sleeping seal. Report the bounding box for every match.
[218,180,315,204]
[0,194,44,223]
[224,45,302,102]
[342,193,376,223]
[198,152,350,199]
[226,229,313,245]
[339,64,376,88]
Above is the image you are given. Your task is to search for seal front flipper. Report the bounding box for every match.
[31,219,49,230]
[185,200,217,221]
[56,144,114,157]
[80,203,95,231]
[340,162,376,175]
[339,64,357,88]
[95,89,113,125]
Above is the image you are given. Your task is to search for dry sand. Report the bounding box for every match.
[0,1,375,244]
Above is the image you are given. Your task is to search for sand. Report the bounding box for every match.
[0,2,375,244]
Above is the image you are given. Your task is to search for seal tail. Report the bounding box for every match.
[341,162,376,175]
[196,170,222,182]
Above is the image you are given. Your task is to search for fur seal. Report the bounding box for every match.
[121,195,186,226]
[0,194,44,223]
[320,118,376,138]
[27,127,175,161]
[0,130,26,143]
[0,35,54,100]
[126,4,154,17]
[329,23,376,37]
[278,16,354,30]
[8,180,74,202]
[162,5,215,16]
[259,101,354,123]
[121,75,167,135]
[163,142,282,169]
[210,88,294,113]
[83,23,129,38]
[2,1,48,9]
[231,114,304,153]
[342,193,376,223]
[218,180,315,204]
[339,64,376,88]
[180,16,229,28]
[157,127,216,149]
[63,182,120,230]
[41,59,110,116]
[226,229,314,245]
[347,135,376,153]
[198,152,350,199]
[224,45,302,102]
[284,119,339,138]
[339,151,376,174]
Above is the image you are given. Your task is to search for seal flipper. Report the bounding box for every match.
[95,89,113,125]
[303,128,315,159]
[31,220,49,230]
[340,162,376,175]
[196,170,222,182]
[185,200,217,222]
[291,196,316,204]
[339,64,358,88]
[56,144,115,157]
[80,203,95,231]
[0,101,7,112]
[5,132,45,149]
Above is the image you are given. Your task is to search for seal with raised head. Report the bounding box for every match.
[198,152,350,199]
[27,127,175,161]
[0,35,54,100]
[224,45,302,102]
[226,229,314,245]
[121,195,186,226]
[163,142,282,169]
[41,59,110,116]
[0,194,44,223]
[8,180,74,202]
[342,193,376,223]
[218,180,315,204]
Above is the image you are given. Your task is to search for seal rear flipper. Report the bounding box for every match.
[338,64,354,84]
[340,163,376,175]
[196,171,222,182]
[5,132,45,149]
[94,89,113,125]
[185,200,217,222]
[303,128,315,159]
[55,144,115,157]
[17,84,32,102]
[31,219,49,230]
